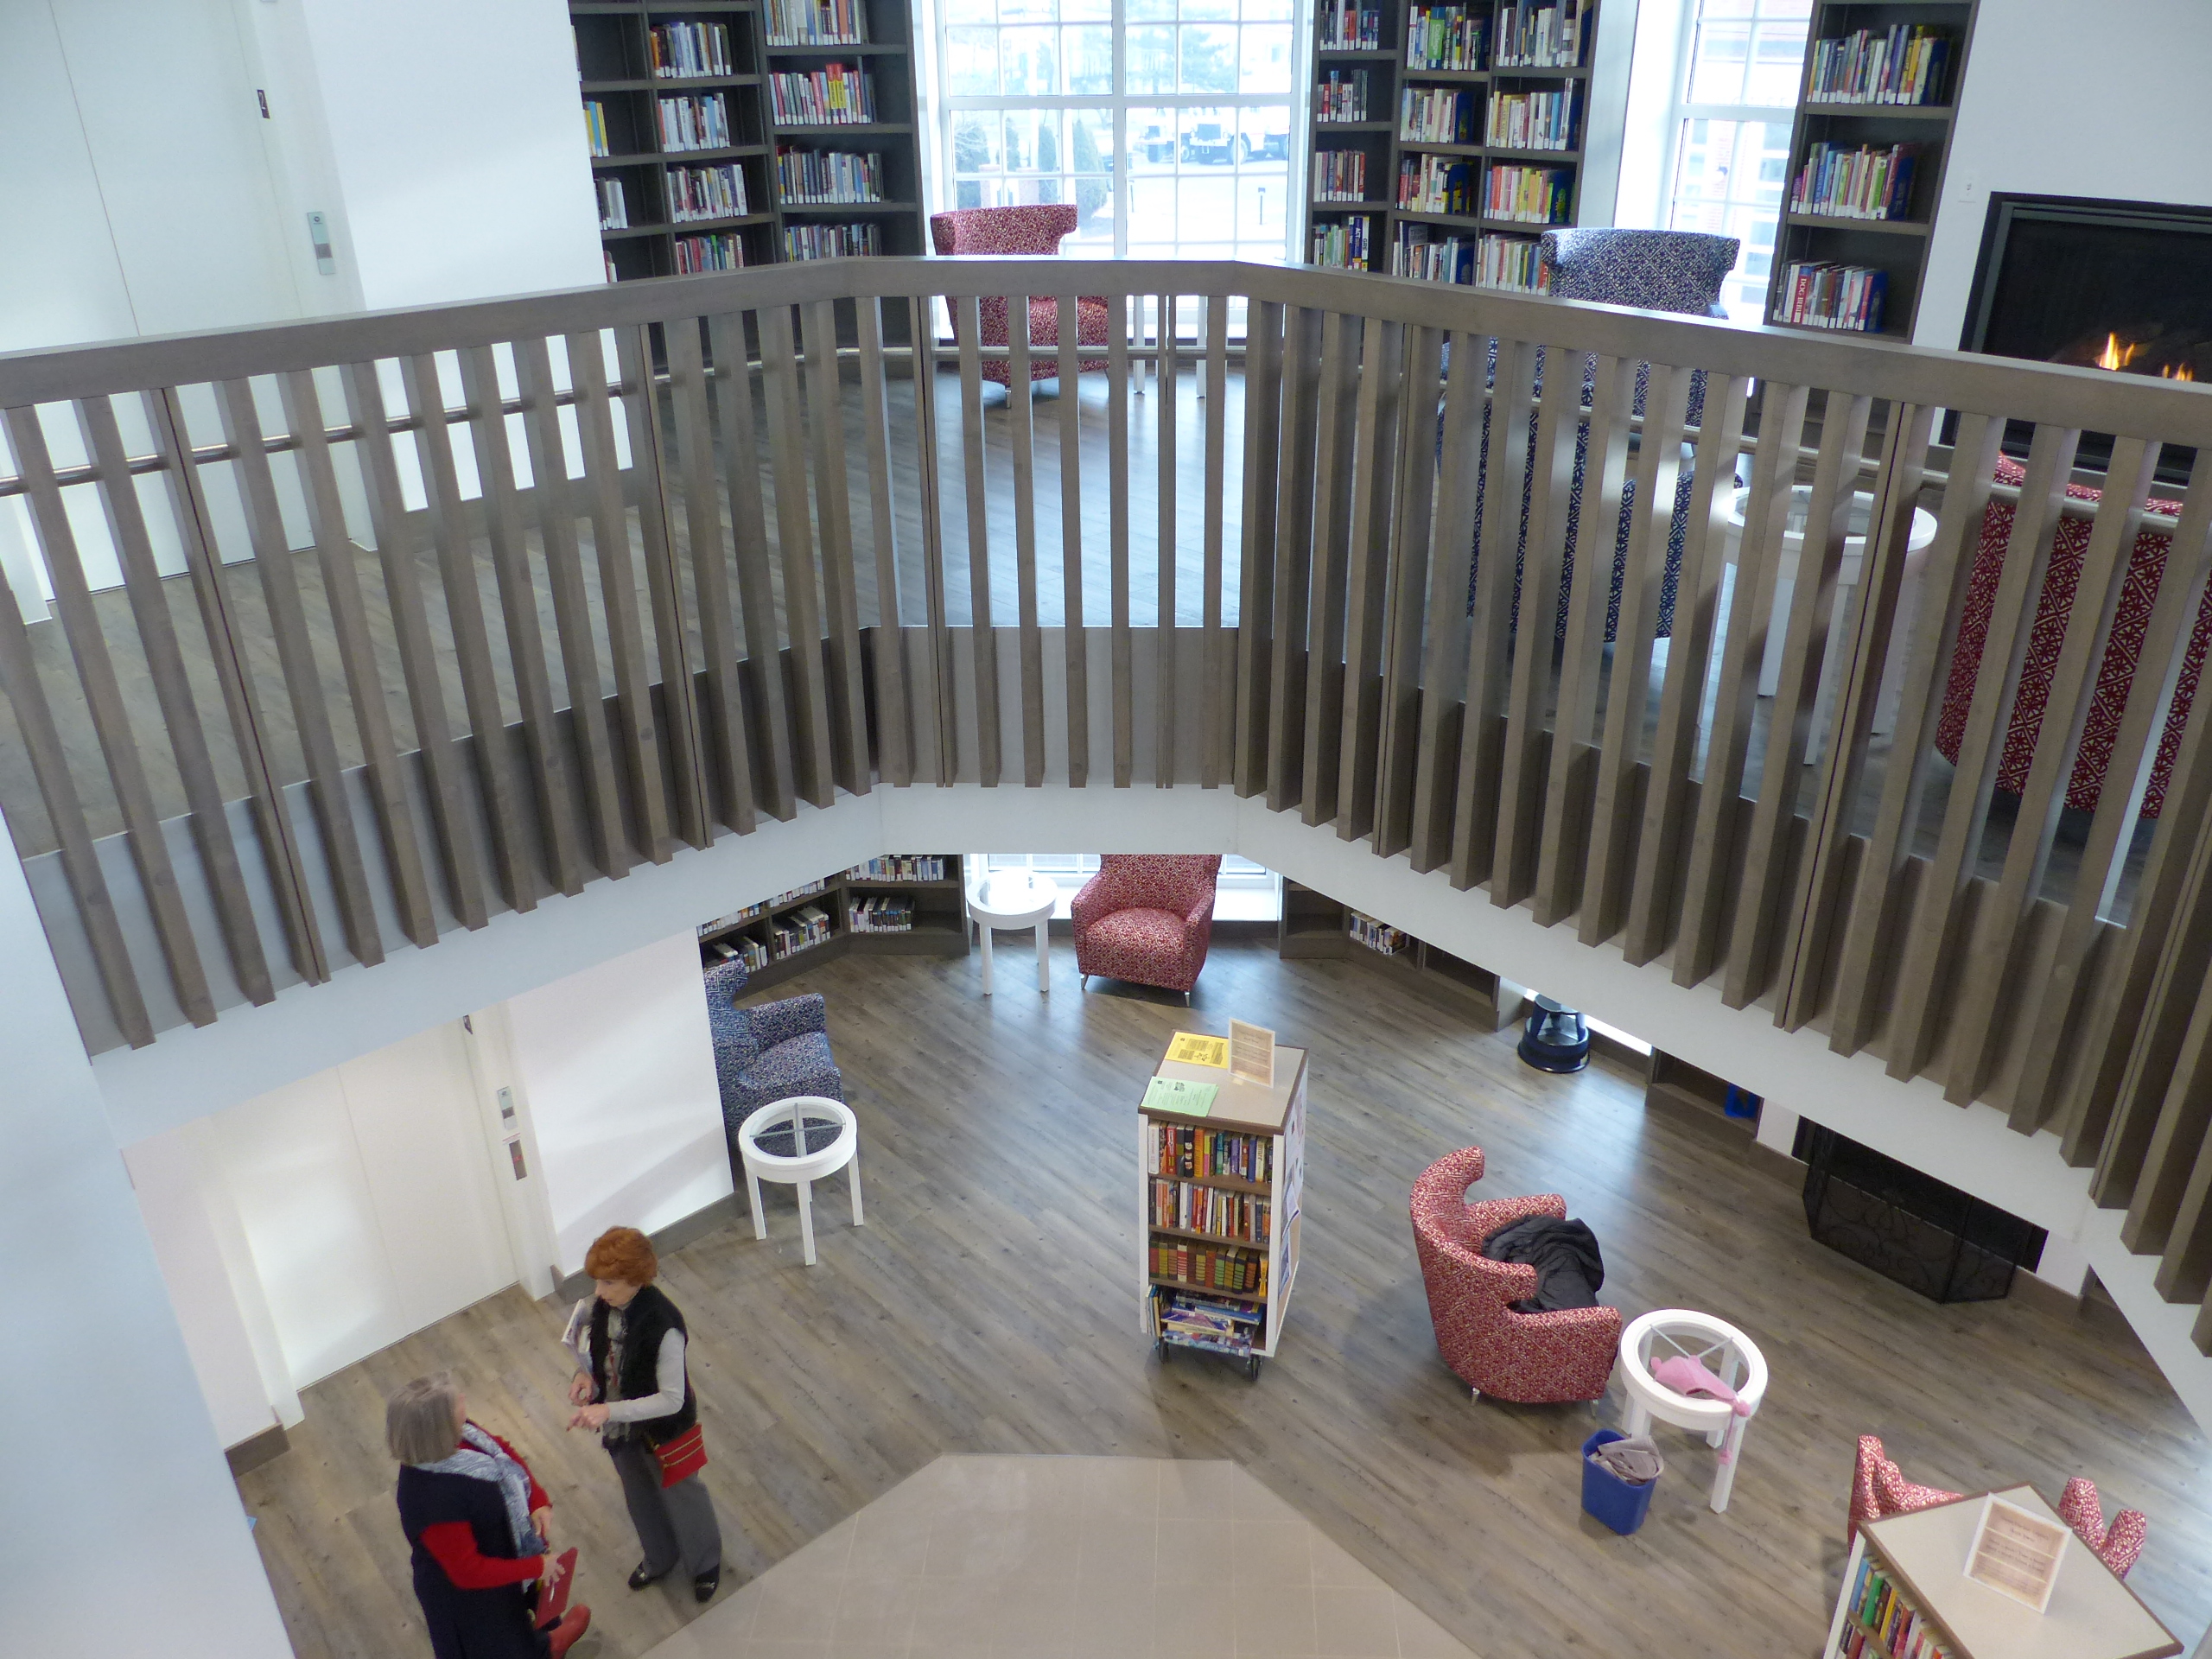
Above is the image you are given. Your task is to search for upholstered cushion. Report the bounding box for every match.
[728,1031,842,1127]
[1070,854,1221,994]
[1538,227,1740,316]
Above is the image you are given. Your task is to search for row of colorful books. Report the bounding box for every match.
[1775,262,1888,333]
[597,178,630,231]
[1150,1242,1268,1296]
[849,855,947,881]
[708,933,771,970]
[659,93,734,153]
[1790,142,1920,221]
[849,896,915,933]
[1395,224,1474,283]
[1405,6,1484,70]
[1146,1122,1275,1184]
[1150,1287,1262,1356]
[1150,1178,1273,1243]
[777,147,883,203]
[1401,86,1475,145]
[1316,70,1371,124]
[1310,216,1375,270]
[766,0,870,47]
[669,162,751,223]
[786,222,882,258]
[1805,25,1953,106]
[585,100,613,159]
[1318,0,1381,51]
[770,66,877,125]
[1494,0,1586,68]
[1399,155,1473,216]
[651,21,734,79]
[770,904,836,957]
[1313,150,1368,201]
[1486,163,1571,225]
[1349,910,1408,955]
[1840,1552,1953,1659]
[1488,86,1578,150]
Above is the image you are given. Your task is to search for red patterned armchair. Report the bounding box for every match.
[1849,1434,2148,1579]
[1071,855,1221,1000]
[1409,1147,1620,1403]
[927,205,1110,386]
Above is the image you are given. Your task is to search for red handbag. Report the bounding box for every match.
[653,1425,707,1488]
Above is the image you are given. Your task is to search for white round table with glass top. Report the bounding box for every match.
[965,869,1057,995]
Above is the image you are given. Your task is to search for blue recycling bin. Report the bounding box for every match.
[1580,1428,1657,1535]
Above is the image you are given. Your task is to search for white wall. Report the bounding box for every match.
[500,933,733,1277]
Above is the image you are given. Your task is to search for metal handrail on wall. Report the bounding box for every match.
[4,257,2212,1345]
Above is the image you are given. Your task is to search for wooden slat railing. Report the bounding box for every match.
[6,257,2212,1346]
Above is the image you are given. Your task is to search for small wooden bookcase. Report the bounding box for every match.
[1279,878,1526,1032]
[1138,1039,1308,1380]
[1824,1486,2177,1659]
[696,853,968,994]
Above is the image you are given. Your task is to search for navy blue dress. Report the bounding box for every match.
[395,1460,548,1659]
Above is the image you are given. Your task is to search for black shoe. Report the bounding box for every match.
[628,1562,670,1591]
[693,1567,721,1603]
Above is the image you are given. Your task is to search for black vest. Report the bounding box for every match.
[587,1283,697,1446]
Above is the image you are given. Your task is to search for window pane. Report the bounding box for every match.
[951,111,1002,175]
[946,28,999,95]
[1179,25,1238,92]
[1179,106,1236,165]
[944,0,995,23]
[999,25,1058,94]
[1668,116,1792,322]
[1064,23,1112,92]
[1236,106,1290,162]
[1745,22,1806,103]
[1001,0,1056,17]
[1687,21,1749,103]
[1128,0,1175,18]
[1128,24,1176,92]
[1129,105,1177,171]
[1239,24,1293,92]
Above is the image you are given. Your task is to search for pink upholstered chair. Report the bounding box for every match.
[1070,855,1221,1000]
[1408,1146,1620,1404]
[927,205,1110,386]
[1848,1435,2148,1579]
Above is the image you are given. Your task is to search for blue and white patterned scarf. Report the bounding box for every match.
[413,1422,546,1557]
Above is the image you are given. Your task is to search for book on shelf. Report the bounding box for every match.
[1146,1121,1275,1185]
[1149,1178,1272,1243]
[709,934,771,971]
[849,855,947,881]
[766,0,870,48]
[769,64,877,124]
[1318,1,1380,51]
[1313,149,1368,202]
[658,92,732,152]
[584,100,612,158]
[1806,25,1952,106]
[1150,1287,1263,1354]
[603,251,619,283]
[1400,86,1476,144]
[770,903,835,958]
[1486,85,1579,149]
[651,21,734,79]
[699,902,765,935]
[1315,69,1370,123]
[849,895,915,933]
[1486,163,1571,225]
[1393,222,1474,284]
[668,162,751,222]
[1839,1551,1953,1659]
[1405,6,1486,71]
[1494,0,1586,68]
[785,221,882,259]
[776,147,885,203]
[1348,910,1408,954]
[1776,261,1887,332]
[675,232,745,273]
[1790,142,1920,221]
[1149,1241,1268,1295]
[1310,215,1375,270]
[596,178,629,231]
[1479,232,1546,290]
[1398,154,1474,216]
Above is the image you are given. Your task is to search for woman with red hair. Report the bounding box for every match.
[563,1226,723,1602]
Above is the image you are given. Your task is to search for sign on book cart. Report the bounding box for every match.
[1228,1018,1275,1087]
[1964,1495,2068,1614]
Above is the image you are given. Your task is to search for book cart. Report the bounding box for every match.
[1138,1038,1307,1380]
[1823,1486,2177,1659]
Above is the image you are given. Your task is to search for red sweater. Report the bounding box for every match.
[417,1427,550,1590]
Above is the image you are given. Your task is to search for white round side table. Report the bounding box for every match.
[1617,1307,1769,1514]
[965,869,1057,996]
[736,1096,861,1268]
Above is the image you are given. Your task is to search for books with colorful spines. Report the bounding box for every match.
[1789,142,1920,221]
[1486,164,1571,225]
[1309,216,1373,270]
[1397,155,1473,216]
[1478,232,1546,290]
[1484,86,1578,150]
[769,64,878,125]
[658,93,732,152]
[1399,86,1475,144]
[1806,25,1952,106]
[1318,0,1380,51]
[651,21,733,78]
[1493,0,1585,68]
[849,855,947,881]
[1315,70,1370,123]
[1313,150,1367,201]
[776,147,883,203]
[766,0,869,47]
[785,220,882,258]
[584,101,612,158]
[669,162,750,221]
[596,179,630,230]
[1404,6,1484,71]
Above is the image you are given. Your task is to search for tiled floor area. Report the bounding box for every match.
[638,1456,1478,1659]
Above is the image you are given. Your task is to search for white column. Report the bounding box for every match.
[0,804,291,1656]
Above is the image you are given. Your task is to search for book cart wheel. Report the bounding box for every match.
[1245,1354,1262,1382]
[1156,1336,1171,1365]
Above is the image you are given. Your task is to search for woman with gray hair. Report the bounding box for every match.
[388,1374,591,1658]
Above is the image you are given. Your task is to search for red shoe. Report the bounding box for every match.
[547,1605,591,1659]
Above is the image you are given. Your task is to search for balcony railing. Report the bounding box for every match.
[4,257,2212,1347]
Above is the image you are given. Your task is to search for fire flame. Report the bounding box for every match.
[2096,332,2145,372]
[2162,361,2196,382]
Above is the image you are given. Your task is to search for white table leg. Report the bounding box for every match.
[1035,920,1050,992]
[1711,1415,1747,1513]
[979,922,995,995]
[847,1148,863,1226]
[798,1176,817,1266]
[1622,1397,1651,1438]
[745,1161,766,1241]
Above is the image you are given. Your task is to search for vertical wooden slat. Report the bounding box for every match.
[77,394,274,1001]
[1007,293,1046,786]
[1057,293,1090,788]
[614,324,712,847]
[854,297,912,788]
[1885,421,2082,1081]
[455,345,588,891]
[218,376,392,961]
[799,301,871,798]
[1376,325,1444,861]
[660,319,758,833]
[1337,316,1404,845]
[397,354,537,912]
[2126,974,2212,1260]
[1233,300,1284,798]
[1408,330,1480,873]
[1156,293,1179,787]
[1581,363,1695,946]
[703,312,799,820]
[1268,306,1323,814]
[1108,294,1134,788]
[1302,312,1357,828]
[1722,391,1872,1007]
[1451,337,1541,893]
[952,294,1001,787]
[907,296,958,786]
[513,336,632,876]
[1824,413,2002,1053]
[760,306,839,806]
[4,404,215,1026]
[1202,294,1230,789]
[1623,372,1751,966]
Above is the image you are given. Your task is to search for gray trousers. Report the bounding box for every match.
[607,1438,722,1580]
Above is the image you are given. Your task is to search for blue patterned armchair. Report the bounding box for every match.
[1464,227,1740,645]
[703,960,843,1150]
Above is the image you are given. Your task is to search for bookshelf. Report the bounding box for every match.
[1140,1037,1308,1380]
[572,0,926,283]
[1279,879,1528,1030]
[696,853,968,994]
[1823,1486,2177,1659]
[1306,0,1600,289]
[1765,1,1980,338]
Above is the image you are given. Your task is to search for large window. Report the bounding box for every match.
[1661,0,1808,322]
[978,853,1281,919]
[937,0,1300,263]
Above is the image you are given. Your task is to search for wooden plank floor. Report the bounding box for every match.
[238,937,2212,1659]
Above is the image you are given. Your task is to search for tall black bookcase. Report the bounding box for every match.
[573,0,926,281]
